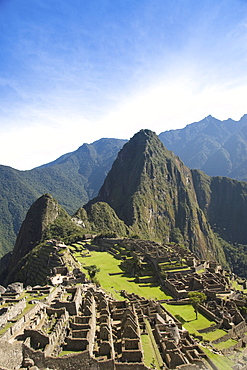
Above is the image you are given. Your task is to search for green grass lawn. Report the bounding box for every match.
[141,333,161,369]
[59,350,81,357]
[200,346,234,370]
[75,250,172,300]
[214,338,238,350]
[142,318,163,370]
[162,304,227,342]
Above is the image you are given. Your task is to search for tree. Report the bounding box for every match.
[85,265,100,279]
[188,291,206,319]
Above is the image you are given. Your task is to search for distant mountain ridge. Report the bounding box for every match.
[159,114,247,181]
[1,114,247,258]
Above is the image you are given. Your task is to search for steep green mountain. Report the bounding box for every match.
[0,138,126,257]
[159,114,247,181]
[192,170,247,245]
[85,129,226,265]
[75,202,129,237]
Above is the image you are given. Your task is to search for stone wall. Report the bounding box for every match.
[23,343,116,370]
[0,299,26,327]
[52,286,82,315]
[0,340,23,370]
[122,350,142,362]
[212,320,247,346]
[164,280,187,298]
[46,286,62,304]
[115,364,149,370]
[66,338,89,351]
[1,302,44,341]
[197,304,220,323]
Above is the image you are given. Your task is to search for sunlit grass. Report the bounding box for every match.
[162,303,227,341]
[75,250,171,300]
[141,333,160,369]
[200,346,234,370]
[214,338,237,350]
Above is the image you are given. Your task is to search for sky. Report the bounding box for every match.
[1,0,247,170]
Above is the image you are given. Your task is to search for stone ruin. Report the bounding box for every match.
[0,283,215,370]
[164,270,230,299]
[1,237,247,369]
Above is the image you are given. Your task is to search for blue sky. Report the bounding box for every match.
[1,0,247,170]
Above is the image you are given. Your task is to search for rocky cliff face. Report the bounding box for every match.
[86,130,225,263]
[192,170,247,245]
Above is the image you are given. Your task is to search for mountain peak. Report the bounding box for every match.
[1,194,61,285]
[85,130,224,264]
[133,129,157,138]
[127,128,169,156]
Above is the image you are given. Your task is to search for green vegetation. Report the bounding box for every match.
[2,127,247,280]
[214,338,237,350]
[88,129,229,267]
[219,235,247,278]
[141,334,159,369]
[162,304,227,342]
[86,202,129,237]
[143,318,163,369]
[75,250,171,300]
[59,350,81,357]
[200,346,234,370]
[188,291,207,319]
[193,169,247,276]
[73,249,236,369]
[44,207,84,244]
[84,264,100,284]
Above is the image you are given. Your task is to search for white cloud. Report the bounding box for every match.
[1,71,247,170]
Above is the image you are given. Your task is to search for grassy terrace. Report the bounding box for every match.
[142,317,163,369]
[162,304,227,342]
[201,346,234,370]
[75,250,172,301]
[231,279,247,293]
